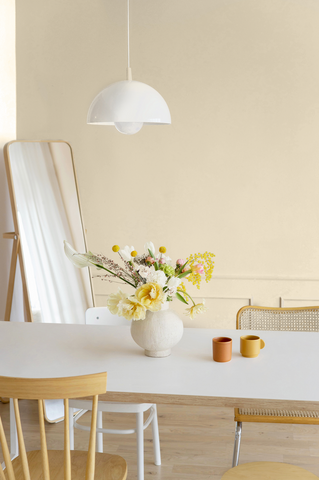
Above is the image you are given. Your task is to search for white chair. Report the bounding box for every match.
[69,307,161,480]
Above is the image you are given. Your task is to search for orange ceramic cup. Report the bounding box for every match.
[240,335,265,358]
[212,337,232,362]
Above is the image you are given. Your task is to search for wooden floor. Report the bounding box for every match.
[1,400,319,479]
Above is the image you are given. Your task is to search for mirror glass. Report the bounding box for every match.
[6,141,93,323]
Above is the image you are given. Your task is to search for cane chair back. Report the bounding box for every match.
[237,305,319,331]
[0,373,127,480]
[235,305,319,424]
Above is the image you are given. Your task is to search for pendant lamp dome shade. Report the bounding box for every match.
[87,80,171,126]
[87,0,171,135]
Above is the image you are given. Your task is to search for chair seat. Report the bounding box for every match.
[238,408,319,417]
[222,462,319,479]
[236,408,319,424]
[9,450,127,480]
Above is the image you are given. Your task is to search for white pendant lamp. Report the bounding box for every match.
[87,0,171,135]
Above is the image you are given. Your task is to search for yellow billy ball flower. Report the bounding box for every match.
[159,246,166,253]
[131,250,138,257]
[112,245,120,252]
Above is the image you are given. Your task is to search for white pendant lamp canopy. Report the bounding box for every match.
[87,0,171,135]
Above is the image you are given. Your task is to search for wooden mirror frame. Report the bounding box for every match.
[3,140,95,323]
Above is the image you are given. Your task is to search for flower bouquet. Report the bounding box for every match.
[64,240,215,321]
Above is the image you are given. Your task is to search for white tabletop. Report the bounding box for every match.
[1,322,318,410]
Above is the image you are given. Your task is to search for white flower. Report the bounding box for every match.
[147,269,167,287]
[107,289,128,316]
[137,265,154,279]
[185,300,207,320]
[64,241,95,268]
[166,276,182,295]
[144,241,155,256]
[119,245,135,261]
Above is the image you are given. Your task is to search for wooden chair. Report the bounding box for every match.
[69,307,161,480]
[0,373,127,480]
[233,305,319,468]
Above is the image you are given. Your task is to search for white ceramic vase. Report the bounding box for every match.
[130,302,184,357]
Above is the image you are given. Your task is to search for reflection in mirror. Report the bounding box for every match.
[5,141,93,323]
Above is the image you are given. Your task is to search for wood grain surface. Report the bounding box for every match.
[1,400,318,480]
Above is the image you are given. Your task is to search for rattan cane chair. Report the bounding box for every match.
[0,373,127,480]
[233,305,319,468]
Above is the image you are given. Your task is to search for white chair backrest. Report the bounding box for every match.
[86,307,129,326]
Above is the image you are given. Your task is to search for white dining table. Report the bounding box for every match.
[1,321,319,461]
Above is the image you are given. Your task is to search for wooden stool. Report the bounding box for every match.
[222,462,319,479]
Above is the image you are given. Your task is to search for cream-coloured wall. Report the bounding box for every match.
[0,0,24,322]
[16,0,319,327]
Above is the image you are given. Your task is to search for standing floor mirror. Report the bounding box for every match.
[3,140,94,422]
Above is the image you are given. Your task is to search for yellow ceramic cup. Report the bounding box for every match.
[240,335,265,358]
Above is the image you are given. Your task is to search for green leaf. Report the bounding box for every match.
[148,248,155,259]
[176,292,188,305]
[177,269,192,279]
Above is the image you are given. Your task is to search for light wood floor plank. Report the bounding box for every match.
[1,401,319,479]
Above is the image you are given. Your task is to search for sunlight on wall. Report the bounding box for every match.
[16,0,319,327]
[0,0,23,322]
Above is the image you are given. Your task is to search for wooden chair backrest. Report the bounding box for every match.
[237,305,319,331]
[0,372,107,480]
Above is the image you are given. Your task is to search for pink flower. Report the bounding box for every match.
[176,259,185,265]
[191,263,204,275]
[159,258,166,264]
[146,256,155,264]
[182,268,188,273]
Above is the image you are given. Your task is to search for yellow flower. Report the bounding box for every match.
[185,300,207,320]
[121,297,146,321]
[131,250,138,257]
[112,245,120,252]
[185,251,215,288]
[135,282,166,312]
[159,246,166,253]
[107,290,128,315]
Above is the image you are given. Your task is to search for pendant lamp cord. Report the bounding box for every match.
[127,0,132,80]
